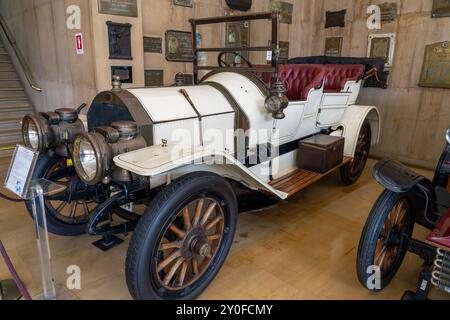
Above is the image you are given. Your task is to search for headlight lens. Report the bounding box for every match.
[22,115,45,152]
[26,121,39,150]
[73,135,98,184]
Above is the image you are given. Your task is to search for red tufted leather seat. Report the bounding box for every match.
[278,64,325,101]
[323,64,365,92]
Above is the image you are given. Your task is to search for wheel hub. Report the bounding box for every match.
[182,227,210,259]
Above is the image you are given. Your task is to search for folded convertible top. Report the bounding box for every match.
[288,56,385,74]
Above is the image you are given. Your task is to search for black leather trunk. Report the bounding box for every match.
[298,135,345,173]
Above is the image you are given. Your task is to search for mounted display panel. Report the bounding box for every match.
[269,0,293,24]
[145,69,164,87]
[173,0,193,8]
[325,37,343,57]
[367,33,396,68]
[325,10,346,28]
[380,2,398,23]
[419,41,450,89]
[432,0,450,18]
[111,66,133,83]
[107,21,132,60]
[98,0,138,17]
[165,30,194,62]
[144,36,162,54]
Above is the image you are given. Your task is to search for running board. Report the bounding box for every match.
[270,157,352,196]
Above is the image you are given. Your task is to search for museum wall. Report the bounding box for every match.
[309,0,450,169]
[0,0,98,113]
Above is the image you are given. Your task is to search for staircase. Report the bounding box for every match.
[0,39,34,177]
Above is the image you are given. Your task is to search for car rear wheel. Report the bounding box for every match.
[25,153,97,236]
[340,121,372,186]
[126,172,238,300]
[357,190,415,291]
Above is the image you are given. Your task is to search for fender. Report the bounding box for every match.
[331,105,381,158]
[113,144,289,200]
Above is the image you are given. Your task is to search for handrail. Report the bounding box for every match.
[0,14,42,92]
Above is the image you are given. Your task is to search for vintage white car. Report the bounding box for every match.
[20,13,381,300]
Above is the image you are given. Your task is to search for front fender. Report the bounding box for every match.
[373,159,429,193]
[114,144,288,200]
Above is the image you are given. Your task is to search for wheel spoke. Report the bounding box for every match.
[159,242,182,251]
[205,216,223,231]
[55,201,68,213]
[163,257,184,285]
[169,224,186,239]
[193,199,204,226]
[157,250,182,272]
[192,259,199,275]
[207,234,221,241]
[69,202,78,218]
[201,202,217,226]
[82,201,90,217]
[182,208,191,230]
[177,262,188,287]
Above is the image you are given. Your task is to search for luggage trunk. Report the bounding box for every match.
[298,134,345,173]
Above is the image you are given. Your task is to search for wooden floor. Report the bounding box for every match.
[0,159,448,300]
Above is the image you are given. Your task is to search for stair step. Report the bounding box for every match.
[0,117,22,131]
[0,87,23,91]
[0,55,10,62]
[0,130,23,146]
[0,71,18,79]
[0,90,26,99]
[0,80,22,88]
[269,157,352,196]
[0,148,14,161]
[0,64,14,71]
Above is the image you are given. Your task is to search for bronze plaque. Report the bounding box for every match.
[369,37,391,63]
[107,21,132,60]
[325,10,346,28]
[419,41,450,89]
[165,30,194,62]
[144,37,162,54]
[380,2,398,23]
[98,0,138,17]
[325,37,343,57]
[279,41,290,63]
[145,70,164,87]
[183,74,193,85]
[269,0,293,24]
[226,21,250,64]
[111,66,133,83]
[432,0,450,18]
[173,0,193,7]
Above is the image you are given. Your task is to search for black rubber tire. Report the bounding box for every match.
[126,172,238,300]
[25,153,88,236]
[356,190,415,291]
[340,121,372,186]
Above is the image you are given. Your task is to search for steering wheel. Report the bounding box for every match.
[218,51,253,68]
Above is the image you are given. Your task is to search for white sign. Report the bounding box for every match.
[75,33,84,55]
[4,145,39,199]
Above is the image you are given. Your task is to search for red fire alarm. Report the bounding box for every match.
[75,33,84,55]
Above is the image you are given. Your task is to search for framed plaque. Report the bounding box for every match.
[367,33,396,68]
[107,21,132,60]
[419,41,450,89]
[165,30,194,62]
[325,37,343,57]
[269,0,293,24]
[380,2,398,23]
[432,0,450,18]
[98,0,138,18]
[226,21,250,64]
[325,10,346,28]
[111,66,133,83]
[145,70,164,87]
[173,0,193,8]
[4,145,39,199]
[279,41,290,63]
[144,36,162,54]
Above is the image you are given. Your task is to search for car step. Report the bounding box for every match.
[270,157,352,196]
[432,248,450,293]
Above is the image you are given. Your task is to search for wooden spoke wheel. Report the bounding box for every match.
[340,121,372,186]
[25,153,99,236]
[156,197,225,290]
[357,190,415,291]
[126,172,238,300]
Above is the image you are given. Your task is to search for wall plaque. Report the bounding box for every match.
[144,37,162,53]
[107,21,132,60]
[111,66,133,83]
[226,21,250,64]
[419,41,450,89]
[279,41,290,63]
[432,0,450,18]
[380,2,398,23]
[98,0,138,17]
[325,37,343,57]
[183,74,194,85]
[269,0,293,24]
[165,30,194,62]
[173,0,193,8]
[325,10,346,28]
[145,70,164,87]
[367,33,396,68]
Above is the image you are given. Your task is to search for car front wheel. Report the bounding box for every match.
[125,172,238,300]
